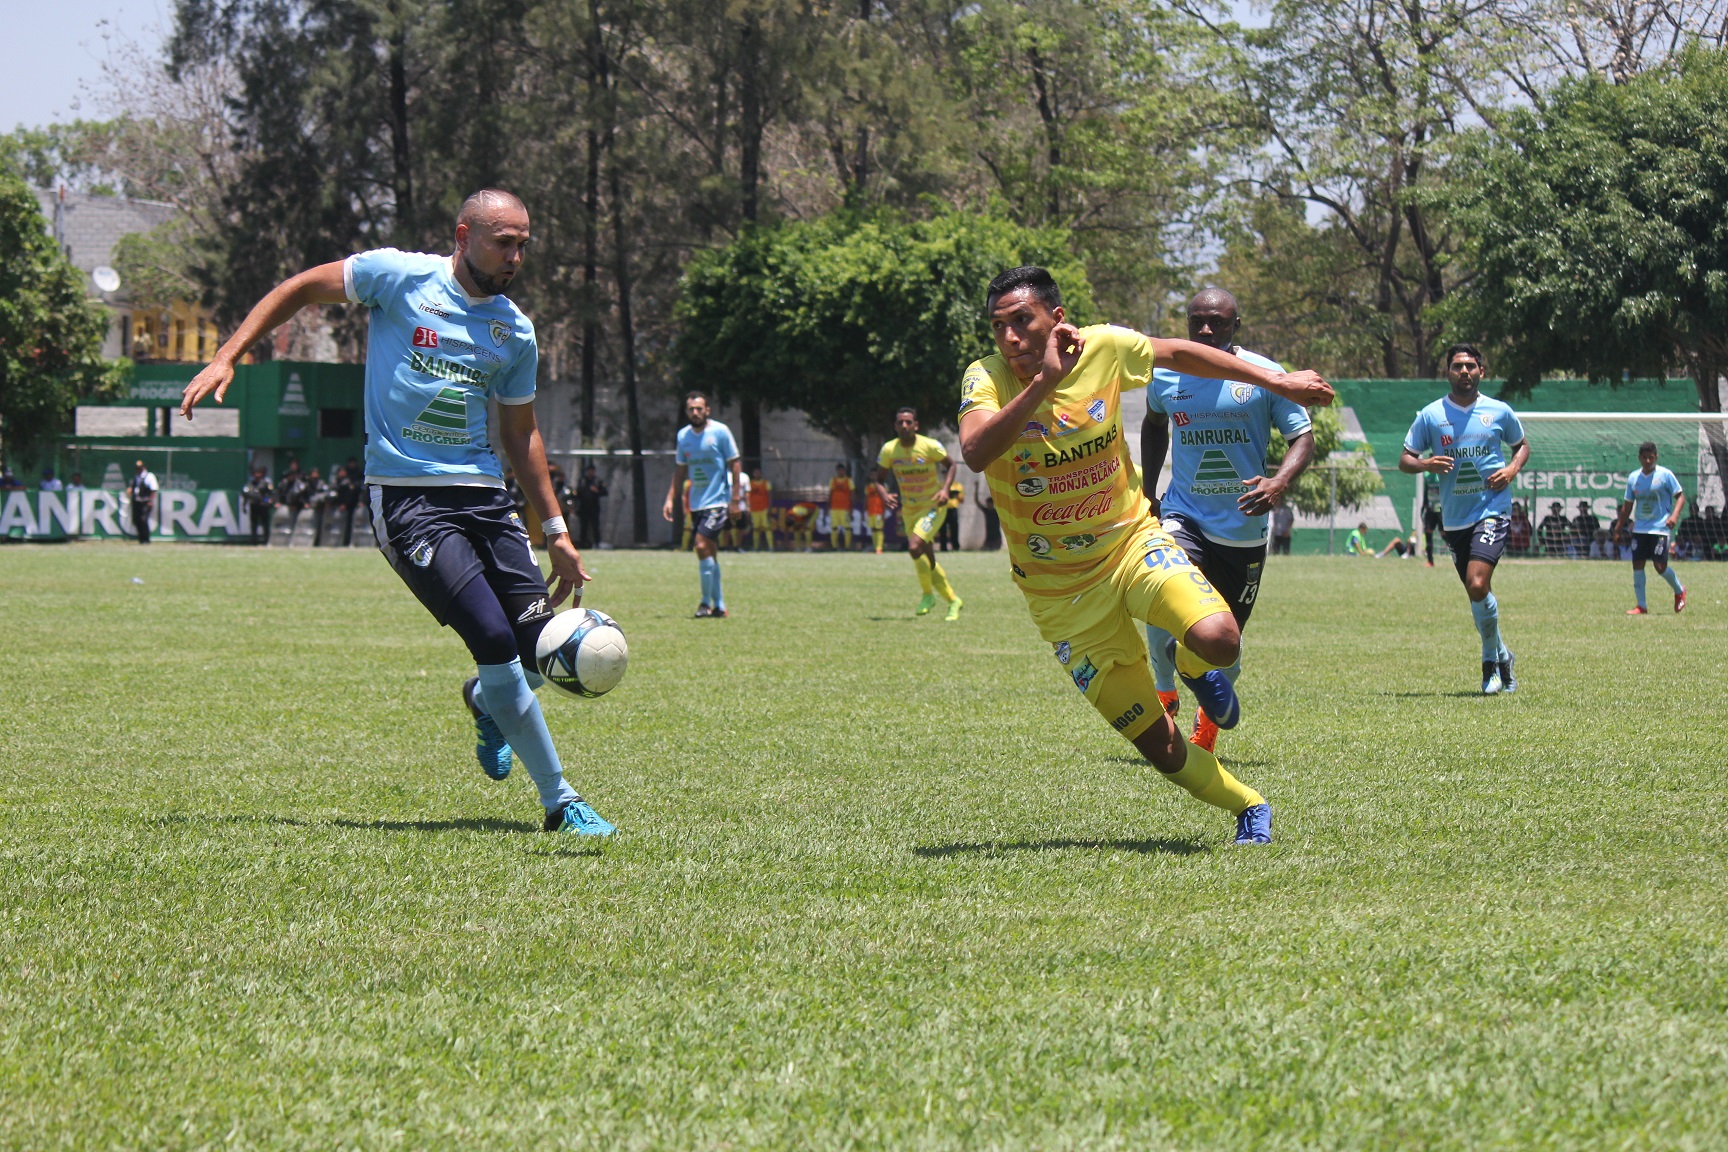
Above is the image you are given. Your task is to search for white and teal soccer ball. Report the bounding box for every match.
[535,608,629,698]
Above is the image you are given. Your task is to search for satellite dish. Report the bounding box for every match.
[92,266,121,293]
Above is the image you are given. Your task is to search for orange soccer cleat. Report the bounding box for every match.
[1191,707,1220,753]
[1676,589,1687,613]
[1158,689,1180,718]
[1626,606,1649,616]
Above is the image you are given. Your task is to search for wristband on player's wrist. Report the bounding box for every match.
[541,515,568,537]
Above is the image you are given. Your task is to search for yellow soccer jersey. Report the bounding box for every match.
[876,434,949,510]
[959,324,1153,596]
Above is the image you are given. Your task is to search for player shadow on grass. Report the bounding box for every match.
[1381,690,1492,699]
[914,837,1206,858]
[331,817,542,834]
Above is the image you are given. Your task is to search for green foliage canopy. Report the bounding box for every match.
[0,165,124,466]
[676,210,1091,452]
[1443,47,1728,412]
[1264,404,1383,515]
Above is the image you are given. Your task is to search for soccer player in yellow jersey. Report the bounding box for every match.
[957,267,1333,845]
[829,463,856,551]
[748,467,773,550]
[873,408,964,620]
[865,485,886,553]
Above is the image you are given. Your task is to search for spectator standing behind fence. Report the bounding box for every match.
[243,466,276,546]
[1537,501,1571,555]
[746,467,772,551]
[39,467,62,492]
[937,482,963,551]
[576,464,608,549]
[336,461,363,545]
[1571,499,1599,559]
[1421,496,1442,566]
[126,459,158,544]
[1270,503,1293,555]
[980,481,1002,551]
[311,468,336,546]
[1507,501,1532,556]
[829,464,855,551]
[280,464,311,542]
[864,482,885,553]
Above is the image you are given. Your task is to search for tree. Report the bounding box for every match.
[1264,404,1383,515]
[676,209,1090,454]
[0,165,125,467]
[1441,47,1728,483]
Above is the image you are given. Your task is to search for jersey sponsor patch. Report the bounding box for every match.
[412,326,439,348]
[1070,656,1099,693]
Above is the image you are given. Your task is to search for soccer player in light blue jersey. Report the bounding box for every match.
[179,189,615,837]
[1612,442,1687,614]
[1142,288,1316,752]
[1399,343,1530,695]
[662,392,741,617]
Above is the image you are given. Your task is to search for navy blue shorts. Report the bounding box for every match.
[692,506,730,541]
[369,485,550,628]
[1442,516,1508,583]
[1631,532,1669,565]
[1160,515,1267,627]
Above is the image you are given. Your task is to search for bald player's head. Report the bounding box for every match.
[1185,287,1240,350]
[453,189,530,296]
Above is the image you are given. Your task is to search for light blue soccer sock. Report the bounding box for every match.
[699,555,722,608]
[475,659,578,813]
[1633,569,1647,609]
[709,556,725,610]
[1470,594,1506,661]
[1659,566,1683,594]
[1146,625,1178,693]
[697,556,714,606]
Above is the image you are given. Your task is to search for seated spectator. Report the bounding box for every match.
[1537,501,1572,556]
[1377,531,1419,559]
[1508,501,1532,556]
[1345,521,1372,557]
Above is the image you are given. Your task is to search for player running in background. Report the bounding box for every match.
[179,189,613,836]
[1399,343,1530,695]
[1141,288,1314,754]
[957,266,1333,845]
[829,464,856,551]
[1613,442,1687,614]
[873,409,963,620]
[663,392,741,618]
[748,466,773,550]
[865,483,886,553]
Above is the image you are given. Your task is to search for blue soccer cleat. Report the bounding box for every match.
[1497,650,1517,694]
[1164,638,1241,729]
[462,676,513,781]
[544,798,615,837]
[1481,660,1503,696]
[1234,803,1272,845]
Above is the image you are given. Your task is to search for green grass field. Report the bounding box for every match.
[3,543,1725,1150]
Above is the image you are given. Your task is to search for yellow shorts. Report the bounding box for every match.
[867,513,883,530]
[1024,519,1227,700]
[751,510,770,531]
[910,503,948,542]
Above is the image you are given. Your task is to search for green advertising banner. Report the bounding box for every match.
[1,488,259,542]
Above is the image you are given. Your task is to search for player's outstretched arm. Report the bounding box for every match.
[497,403,591,607]
[959,323,1083,471]
[1153,339,1333,408]
[180,261,349,418]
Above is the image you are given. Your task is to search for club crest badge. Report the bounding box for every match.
[1055,641,1071,665]
[1087,398,1107,423]
[1479,411,1494,428]
[409,539,435,568]
[1231,383,1255,403]
[489,320,511,347]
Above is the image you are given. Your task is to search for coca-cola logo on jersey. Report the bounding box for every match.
[1031,490,1113,526]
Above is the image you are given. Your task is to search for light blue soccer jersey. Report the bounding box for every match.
[1404,396,1526,530]
[1149,349,1313,544]
[344,249,537,486]
[676,421,739,510]
[1623,465,1683,534]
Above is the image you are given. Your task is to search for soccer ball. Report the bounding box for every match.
[535,608,629,698]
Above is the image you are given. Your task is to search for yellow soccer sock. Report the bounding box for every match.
[681,528,693,551]
[1172,640,1226,679]
[1164,741,1263,814]
[872,528,884,552]
[914,554,935,594]
[930,562,956,602]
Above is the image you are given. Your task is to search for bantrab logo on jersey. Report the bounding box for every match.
[1190,448,1248,496]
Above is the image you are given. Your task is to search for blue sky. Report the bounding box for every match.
[3,0,171,132]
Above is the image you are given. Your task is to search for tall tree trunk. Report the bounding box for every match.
[1026,46,1060,221]
[609,156,646,544]
[386,8,414,242]
[581,0,602,444]
[738,13,764,226]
